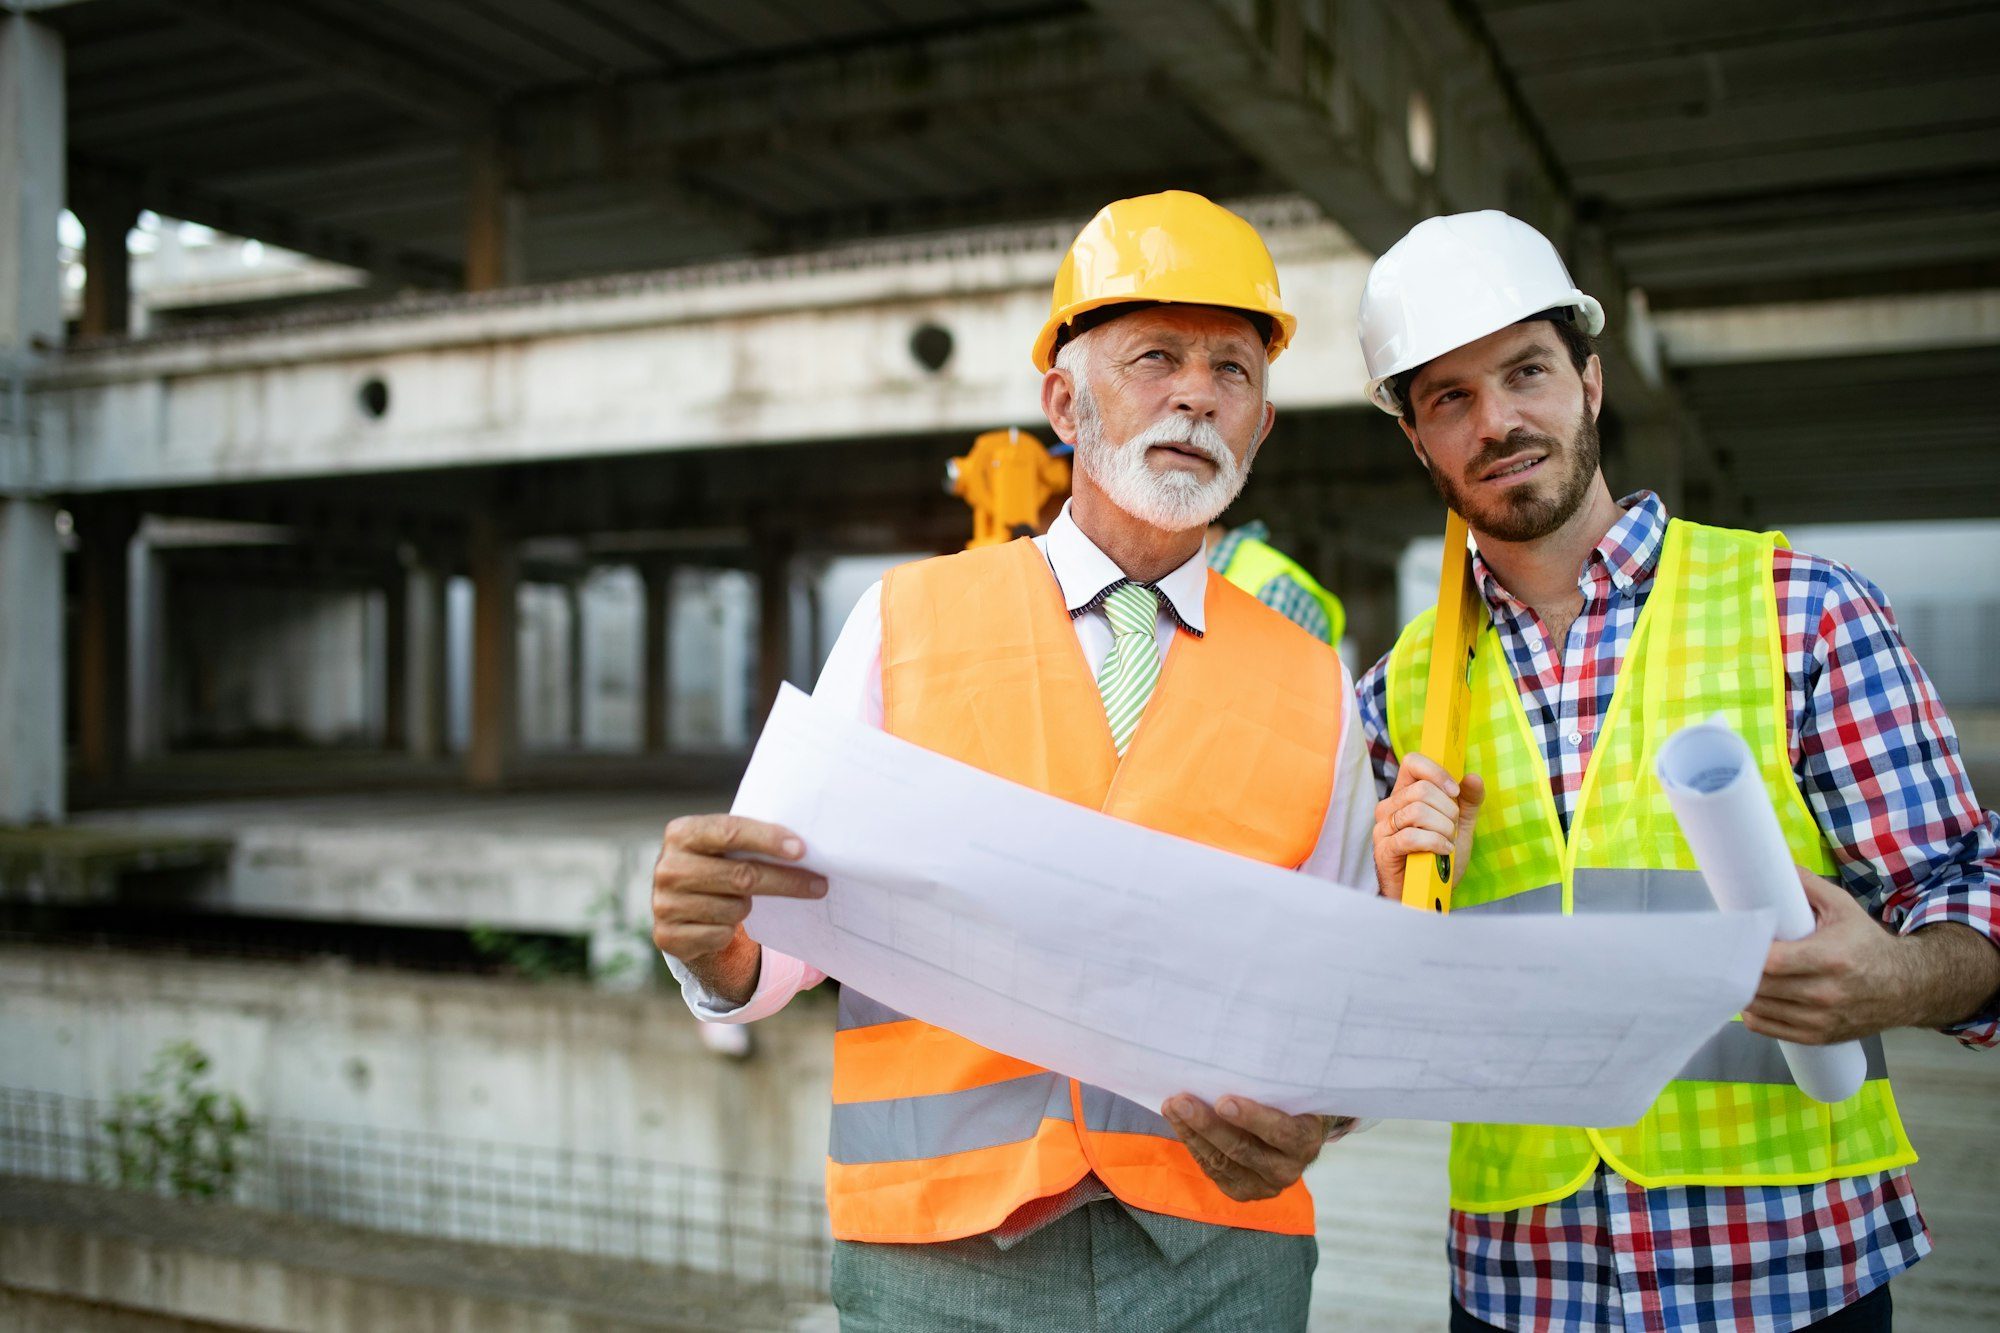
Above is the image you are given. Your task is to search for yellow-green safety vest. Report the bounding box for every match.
[1386,518,1915,1213]
[1220,537,1346,644]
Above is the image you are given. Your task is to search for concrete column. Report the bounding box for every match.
[409,564,451,759]
[382,567,409,750]
[74,504,136,790]
[0,13,63,352]
[127,528,165,760]
[74,195,135,339]
[0,16,65,822]
[754,539,794,726]
[464,129,523,292]
[563,579,585,749]
[1615,411,1686,516]
[0,499,63,822]
[466,514,518,788]
[641,562,672,754]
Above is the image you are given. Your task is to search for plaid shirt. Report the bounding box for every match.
[1357,492,2000,1331]
[1208,520,1337,644]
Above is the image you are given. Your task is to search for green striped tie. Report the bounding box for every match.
[1095,582,1163,758]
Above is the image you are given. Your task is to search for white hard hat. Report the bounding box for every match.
[1358,210,1605,416]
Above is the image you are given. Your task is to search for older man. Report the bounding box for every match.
[651,191,1377,1329]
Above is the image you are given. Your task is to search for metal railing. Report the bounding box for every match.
[0,1088,830,1298]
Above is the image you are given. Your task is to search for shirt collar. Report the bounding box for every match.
[1043,501,1208,636]
[1472,490,1670,612]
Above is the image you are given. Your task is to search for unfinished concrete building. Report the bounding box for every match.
[2,2,1997,1328]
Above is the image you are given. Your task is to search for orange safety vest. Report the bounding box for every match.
[824,536,1342,1243]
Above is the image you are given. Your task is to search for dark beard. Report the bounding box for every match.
[1421,408,1601,543]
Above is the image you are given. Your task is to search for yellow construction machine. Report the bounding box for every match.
[947,427,1071,549]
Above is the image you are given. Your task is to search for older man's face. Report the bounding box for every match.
[1056,305,1275,531]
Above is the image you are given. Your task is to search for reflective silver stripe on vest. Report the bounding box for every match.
[829,1073,1069,1165]
[1675,1024,1889,1086]
[1077,1083,1178,1140]
[836,988,912,1031]
[1451,870,1720,917]
[1450,882,1564,916]
[1571,867,1717,914]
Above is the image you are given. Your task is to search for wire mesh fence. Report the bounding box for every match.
[0,1087,830,1298]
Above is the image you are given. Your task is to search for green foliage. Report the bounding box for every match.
[99,1041,254,1199]
[469,885,657,984]
[468,923,580,980]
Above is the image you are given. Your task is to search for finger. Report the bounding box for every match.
[1393,753,1459,799]
[1386,827,1456,860]
[651,920,737,961]
[1390,799,1457,841]
[657,849,827,901]
[1741,1005,1837,1044]
[1795,868,1860,924]
[1752,973,1837,1005]
[1166,1096,1297,1190]
[1759,938,1829,978]
[1390,781,1461,828]
[1214,1096,1322,1160]
[664,813,807,861]
[1160,1101,1260,1199]
[655,891,753,928]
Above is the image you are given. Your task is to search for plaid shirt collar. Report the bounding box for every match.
[1471,490,1668,616]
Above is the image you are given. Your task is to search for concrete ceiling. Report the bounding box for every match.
[35,0,2000,525]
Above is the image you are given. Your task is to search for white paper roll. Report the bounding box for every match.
[1656,718,1868,1104]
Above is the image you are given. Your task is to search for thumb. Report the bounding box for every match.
[1795,867,1853,924]
[1458,772,1486,814]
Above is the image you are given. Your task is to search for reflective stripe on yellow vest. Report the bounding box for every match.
[826,536,1342,1243]
[1220,536,1347,644]
[1385,519,1915,1213]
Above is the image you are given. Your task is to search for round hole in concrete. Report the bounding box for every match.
[910,322,954,373]
[358,377,391,418]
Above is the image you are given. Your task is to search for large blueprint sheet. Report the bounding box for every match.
[736,686,1776,1127]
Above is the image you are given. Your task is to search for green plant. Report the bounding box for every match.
[99,1041,254,1198]
[468,923,581,980]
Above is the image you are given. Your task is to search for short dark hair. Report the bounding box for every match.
[1390,310,1595,421]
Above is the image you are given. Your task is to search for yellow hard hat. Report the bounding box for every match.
[1032,190,1297,373]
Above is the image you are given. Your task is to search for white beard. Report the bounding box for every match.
[1072,389,1253,531]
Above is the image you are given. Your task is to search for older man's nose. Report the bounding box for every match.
[1170,365,1221,418]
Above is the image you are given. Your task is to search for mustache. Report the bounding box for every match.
[1465,428,1562,480]
[1126,414,1233,467]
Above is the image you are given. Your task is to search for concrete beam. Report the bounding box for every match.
[1658,289,2000,367]
[170,0,491,132]
[69,154,461,290]
[26,211,1374,492]
[1082,0,1725,500]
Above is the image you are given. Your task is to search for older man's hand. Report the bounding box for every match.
[651,813,825,1006]
[1161,1094,1351,1201]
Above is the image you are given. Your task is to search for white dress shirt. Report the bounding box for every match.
[670,502,1380,1021]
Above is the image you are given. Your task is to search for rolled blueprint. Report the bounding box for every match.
[1656,719,1868,1103]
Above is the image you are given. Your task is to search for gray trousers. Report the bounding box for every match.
[831,1200,1316,1331]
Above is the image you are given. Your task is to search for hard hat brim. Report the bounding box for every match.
[1032,296,1298,373]
[1365,293,1604,417]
